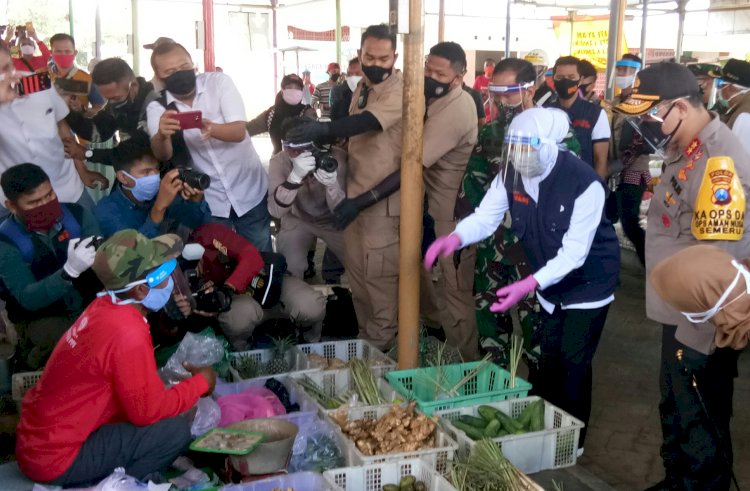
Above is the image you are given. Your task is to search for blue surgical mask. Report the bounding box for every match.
[124,172,160,202]
[141,276,174,311]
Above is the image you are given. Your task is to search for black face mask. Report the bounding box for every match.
[330,73,341,82]
[164,69,197,96]
[424,76,451,100]
[554,78,579,100]
[631,104,682,157]
[361,64,393,85]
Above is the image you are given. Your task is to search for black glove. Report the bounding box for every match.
[286,120,331,143]
[334,198,363,230]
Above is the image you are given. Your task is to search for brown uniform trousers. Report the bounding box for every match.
[344,72,404,350]
[422,87,480,360]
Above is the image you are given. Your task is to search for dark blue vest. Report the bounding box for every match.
[504,151,620,305]
[555,97,602,168]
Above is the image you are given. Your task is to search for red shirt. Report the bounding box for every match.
[191,223,265,292]
[12,41,51,72]
[15,297,209,482]
[472,74,490,94]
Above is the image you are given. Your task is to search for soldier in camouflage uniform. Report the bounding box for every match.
[454,58,581,365]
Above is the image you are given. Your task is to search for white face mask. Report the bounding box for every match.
[682,260,750,323]
[615,75,635,90]
[346,75,363,92]
[20,45,35,56]
[282,88,303,105]
[513,148,547,178]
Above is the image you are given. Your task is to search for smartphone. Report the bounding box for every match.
[17,72,51,96]
[25,21,34,32]
[170,110,203,130]
[55,78,89,96]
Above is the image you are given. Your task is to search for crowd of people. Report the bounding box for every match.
[1,19,749,491]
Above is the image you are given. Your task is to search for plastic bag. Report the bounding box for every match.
[190,397,221,437]
[288,417,344,473]
[159,332,226,385]
[217,387,286,427]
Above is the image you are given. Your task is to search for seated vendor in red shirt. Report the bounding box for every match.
[15,229,216,487]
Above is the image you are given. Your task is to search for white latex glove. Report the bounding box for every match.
[63,236,97,278]
[314,168,338,187]
[288,151,316,184]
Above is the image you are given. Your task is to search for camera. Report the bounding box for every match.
[178,168,211,191]
[311,146,338,173]
[90,236,105,250]
[195,288,232,313]
[185,270,232,313]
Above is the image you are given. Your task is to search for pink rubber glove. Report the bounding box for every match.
[490,275,539,313]
[424,234,462,269]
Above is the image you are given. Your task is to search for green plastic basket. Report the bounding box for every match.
[385,361,532,415]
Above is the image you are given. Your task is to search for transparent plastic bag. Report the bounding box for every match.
[190,397,221,437]
[288,417,344,473]
[159,332,226,385]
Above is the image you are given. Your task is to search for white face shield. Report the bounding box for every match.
[503,131,557,180]
[681,260,750,323]
[488,82,533,123]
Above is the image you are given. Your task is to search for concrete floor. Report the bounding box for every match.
[573,249,750,491]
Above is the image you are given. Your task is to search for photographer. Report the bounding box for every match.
[269,117,347,279]
[184,223,326,351]
[0,164,101,369]
[95,146,210,239]
[147,42,271,252]
[63,58,158,167]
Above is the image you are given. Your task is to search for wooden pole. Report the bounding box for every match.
[397,0,425,370]
[335,0,342,65]
[438,0,445,42]
[202,0,215,72]
[131,0,139,75]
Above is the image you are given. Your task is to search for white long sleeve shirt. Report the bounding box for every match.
[453,161,614,313]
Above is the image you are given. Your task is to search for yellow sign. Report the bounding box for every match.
[554,18,628,71]
[691,156,746,241]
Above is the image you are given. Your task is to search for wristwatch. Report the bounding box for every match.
[84,149,93,159]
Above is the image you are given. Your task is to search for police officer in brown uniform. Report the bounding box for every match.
[422,42,479,360]
[268,117,347,280]
[284,24,403,349]
[615,62,750,491]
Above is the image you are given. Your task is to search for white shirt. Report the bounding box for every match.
[453,158,614,313]
[146,72,267,218]
[0,88,84,203]
[591,109,611,142]
[732,113,750,156]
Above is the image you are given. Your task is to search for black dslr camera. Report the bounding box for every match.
[178,168,211,191]
[311,145,338,173]
[185,269,232,313]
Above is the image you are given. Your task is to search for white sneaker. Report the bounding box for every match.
[576,447,584,458]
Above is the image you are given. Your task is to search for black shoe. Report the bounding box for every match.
[643,478,679,491]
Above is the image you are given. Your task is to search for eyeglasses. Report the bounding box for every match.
[643,97,685,122]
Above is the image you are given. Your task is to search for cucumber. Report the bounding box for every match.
[453,420,486,440]
[477,405,501,422]
[459,415,489,429]
[383,485,399,491]
[530,400,545,432]
[494,408,526,434]
[484,419,501,437]
[516,401,537,429]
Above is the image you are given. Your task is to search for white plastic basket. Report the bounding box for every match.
[11,371,42,403]
[325,404,457,475]
[436,396,584,474]
[297,339,396,377]
[324,459,457,491]
[224,471,334,491]
[229,346,316,380]
[289,368,402,412]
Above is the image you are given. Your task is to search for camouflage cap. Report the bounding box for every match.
[92,229,183,290]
